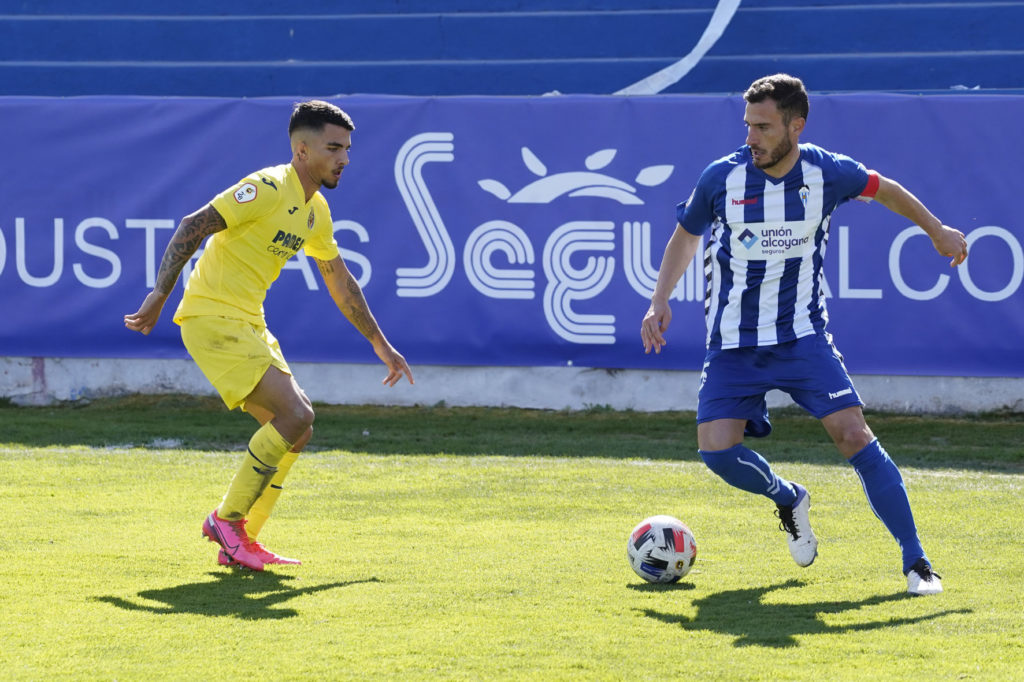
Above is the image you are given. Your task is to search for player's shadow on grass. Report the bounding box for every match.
[639,578,971,648]
[94,571,379,620]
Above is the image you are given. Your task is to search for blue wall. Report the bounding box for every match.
[2,0,1021,96]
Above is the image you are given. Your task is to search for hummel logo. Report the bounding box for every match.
[261,177,277,190]
[738,228,758,249]
[288,206,299,214]
[828,388,853,400]
[731,197,757,205]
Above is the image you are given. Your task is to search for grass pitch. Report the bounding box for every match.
[1,397,1021,680]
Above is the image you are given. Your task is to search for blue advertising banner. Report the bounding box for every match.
[0,94,1021,376]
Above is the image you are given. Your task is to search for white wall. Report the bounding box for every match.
[2,356,1021,414]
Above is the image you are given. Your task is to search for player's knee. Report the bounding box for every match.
[699,450,730,477]
[833,424,873,453]
[697,432,743,453]
[699,445,742,478]
[284,401,314,431]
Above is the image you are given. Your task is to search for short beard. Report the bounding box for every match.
[753,135,793,170]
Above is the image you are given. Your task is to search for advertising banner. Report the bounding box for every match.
[1,94,1021,376]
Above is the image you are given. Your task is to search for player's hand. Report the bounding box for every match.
[932,224,968,267]
[641,299,672,354]
[123,290,168,336]
[375,343,414,387]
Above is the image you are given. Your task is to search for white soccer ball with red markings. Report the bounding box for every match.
[627,515,698,583]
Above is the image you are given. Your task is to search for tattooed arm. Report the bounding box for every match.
[124,205,227,335]
[316,256,414,387]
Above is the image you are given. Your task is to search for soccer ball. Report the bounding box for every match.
[626,515,697,583]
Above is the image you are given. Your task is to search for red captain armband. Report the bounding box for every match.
[855,171,881,202]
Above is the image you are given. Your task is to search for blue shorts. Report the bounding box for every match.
[696,333,863,438]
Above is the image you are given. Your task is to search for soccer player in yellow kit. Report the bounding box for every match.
[124,100,413,571]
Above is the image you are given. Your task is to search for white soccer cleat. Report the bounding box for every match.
[775,483,818,567]
[906,559,943,596]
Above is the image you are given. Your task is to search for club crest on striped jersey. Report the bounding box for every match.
[799,184,810,206]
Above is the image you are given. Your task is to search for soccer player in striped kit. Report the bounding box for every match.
[125,100,413,571]
[641,74,967,595]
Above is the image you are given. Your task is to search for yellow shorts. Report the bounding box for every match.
[178,316,291,410]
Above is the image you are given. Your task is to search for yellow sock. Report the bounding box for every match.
[245,448,299,540]
[218,422,292,521]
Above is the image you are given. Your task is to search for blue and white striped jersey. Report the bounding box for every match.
[677,143,879,350]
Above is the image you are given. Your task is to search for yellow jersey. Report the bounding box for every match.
[174,163,340,326]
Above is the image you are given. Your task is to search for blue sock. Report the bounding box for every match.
[849,439,926,574]
[699,444,797,506]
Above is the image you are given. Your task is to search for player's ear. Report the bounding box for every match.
[290,135,306,160]
[791,117,805,136]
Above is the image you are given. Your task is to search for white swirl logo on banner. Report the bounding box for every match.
[394,132,456,297]
[395,137,681,343]
[479,146,677,343]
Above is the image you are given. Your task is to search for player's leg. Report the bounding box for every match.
[211,367,312,568]
[181,317,273,569]
[696,349,799,505]
[695,349,816,566]
[697,418,817,567]
[821,407,940,594]
[791,333,940,593]
[697,419,798,505]
[217,366,309,521]
[182,317,310,569]
[243,400,312,540]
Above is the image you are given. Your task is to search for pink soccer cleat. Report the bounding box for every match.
[202,509,264,571]
[217,541,301,567]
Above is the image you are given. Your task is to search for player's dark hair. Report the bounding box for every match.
[744,74,809,124]
[288,100,354,135]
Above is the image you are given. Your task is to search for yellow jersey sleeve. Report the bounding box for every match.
[210,175,280,229]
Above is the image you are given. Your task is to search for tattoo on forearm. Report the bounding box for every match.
[341,272,380,340]
[154,207,226,294]
[315,258,335,277]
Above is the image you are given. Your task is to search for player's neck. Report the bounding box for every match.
[291,159,319,203]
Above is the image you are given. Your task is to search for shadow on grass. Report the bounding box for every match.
[94,571,379,620]
[627,580,697,592]
[640,579,971,648]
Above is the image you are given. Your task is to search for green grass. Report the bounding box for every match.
[1,397,1022,680]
